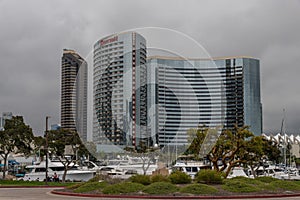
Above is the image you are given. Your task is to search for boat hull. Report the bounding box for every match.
[22,170,95,182]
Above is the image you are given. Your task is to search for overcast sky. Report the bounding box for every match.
[0,0,299,136]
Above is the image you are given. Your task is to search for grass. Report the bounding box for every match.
[255,176,278,183]
[33,173,300,196]
[0,180,75,187]
[129,174,151,185]
[222,177,281,193]
[74,181,108,193]
[270,180,300,191]
[222,179,261,193]
[195,169,224,184]
[143,182,178,195]
[102,182,145,194]
[180,184,218,195]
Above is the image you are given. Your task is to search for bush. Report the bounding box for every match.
[129,174,151,185]
[74,181,108,193]
[255,176,277,183]
[66,183,84,190]
[168,171,191,184]
[222,180,261,193]
[102,182,145,194]
[151,174,169,183]
[143,182,178,194]
[270,180,300,191]
[225,176,276,192]
[195,169,224,184]
[87,174,109,182]
[180,184,218,195]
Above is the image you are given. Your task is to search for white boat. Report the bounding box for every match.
[227,167,249,179]
[98,166,138,179]
[22,159,96,182]
[273,167,300,180]
[102,156,158,175]
[247,164,300,180]
[172,159,211,179]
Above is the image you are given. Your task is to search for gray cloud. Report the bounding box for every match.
[0,0,299,135]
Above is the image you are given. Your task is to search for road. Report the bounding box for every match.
[1,188,300,200]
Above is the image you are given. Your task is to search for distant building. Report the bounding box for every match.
[263,133,300,158]
[51,124,61,131]
[0,112,13,131]
[61,49,88,141]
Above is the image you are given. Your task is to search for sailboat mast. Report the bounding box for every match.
[281,109,287,169]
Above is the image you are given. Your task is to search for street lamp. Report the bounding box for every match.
[45,116,50,185]
[75,144,80,164]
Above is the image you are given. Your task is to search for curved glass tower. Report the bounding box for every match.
[92,32,262,152]
[148,56,262,147]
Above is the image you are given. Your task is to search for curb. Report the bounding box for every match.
[0,186,65,188]
[51,189,300,199]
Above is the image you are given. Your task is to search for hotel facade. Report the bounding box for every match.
[93,32,262,150]
[147,56,262,147]
[93,32,147,149]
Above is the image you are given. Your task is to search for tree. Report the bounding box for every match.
[0,116,34,179]
[261,137,281,163]
[238,135,265,177]
[208,126,255,177]
[47,129,84,182]
[186,125,282,178]
[185,126,207,159]
[124,141,159,175]
[33,136,46,159]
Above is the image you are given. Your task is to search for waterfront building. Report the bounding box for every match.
[61,49,88,141]
[93,32,147,149]
[92,32,262,151]
[147,56,262,147]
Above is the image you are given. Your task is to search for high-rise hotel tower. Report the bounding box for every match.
[93,31,262,151]
[61,49,88,141]
[93,32,147,148]
[147,56,262,147]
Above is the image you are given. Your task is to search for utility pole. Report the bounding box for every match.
[45,116,50,185]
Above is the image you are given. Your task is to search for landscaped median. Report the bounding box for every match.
[0,179,76,188]
[51,171,300,199]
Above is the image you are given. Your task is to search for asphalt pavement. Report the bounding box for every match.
[1,188,300,200]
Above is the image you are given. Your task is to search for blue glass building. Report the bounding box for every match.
[93,32,262,150]
[147,56,262,147]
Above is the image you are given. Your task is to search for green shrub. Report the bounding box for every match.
[225,176,276,192]
[102,182,145,194]
[195,169,223,184]
[168,171,191,184]
[143,182,178,194]
[180,184,218,195]
[129,174,151,185]
[229,176,251,181]
[255,176,277,183]
[87,174,109,182]
[151,174,169,183]
[74,181,108,193]
[66,183,84,190]
[222,180,261,193]
[270,180,300,191]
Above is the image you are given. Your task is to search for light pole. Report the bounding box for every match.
[45,116,50,185]
[75,144,80,164]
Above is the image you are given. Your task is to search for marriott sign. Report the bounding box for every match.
[100,36,118,46]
